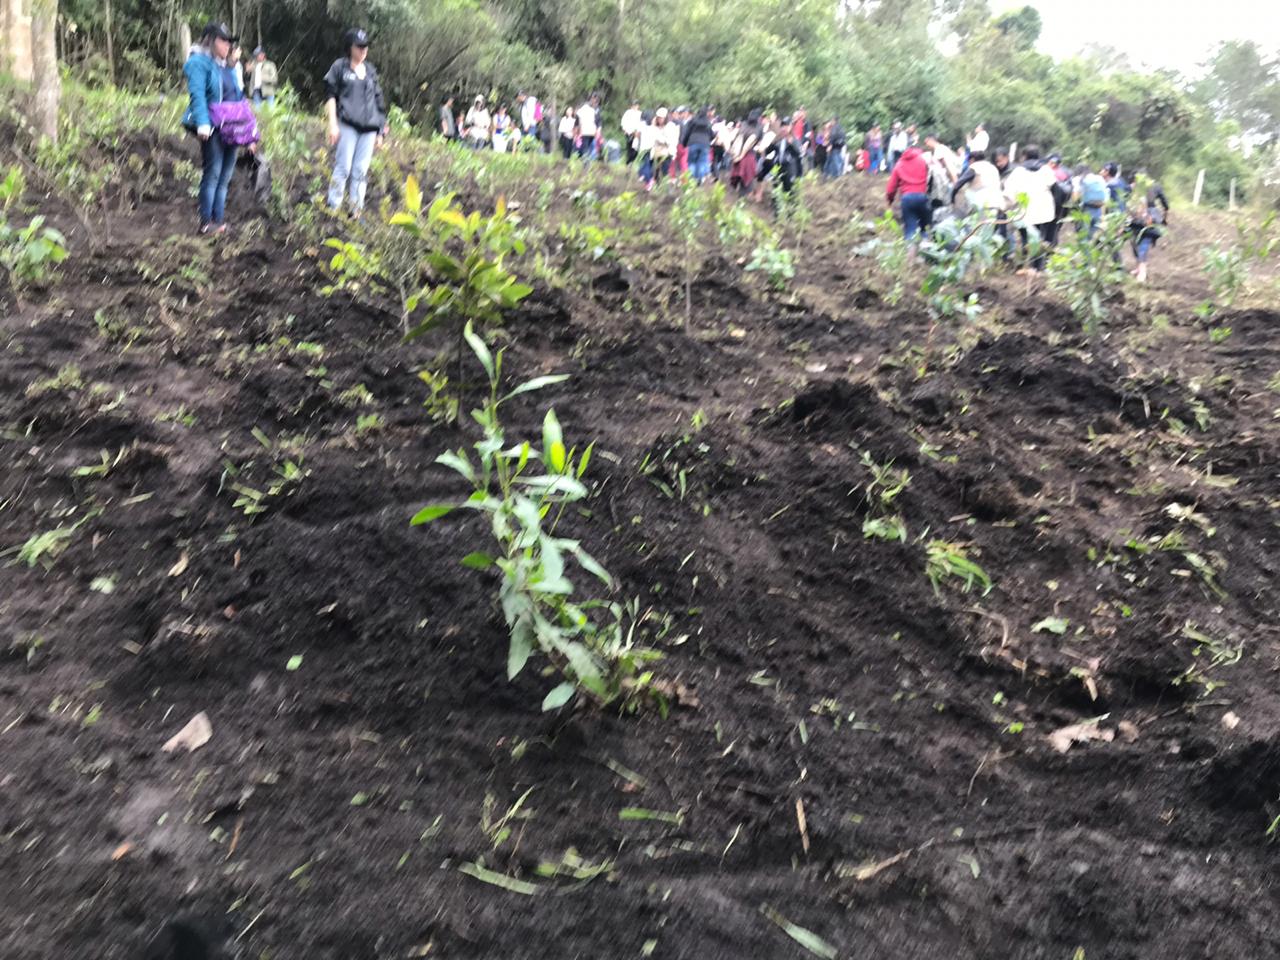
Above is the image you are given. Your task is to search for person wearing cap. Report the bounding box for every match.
[465,95,491,149]
[182,22,242,235]
[250,47,278,108]
[323,28,389,214]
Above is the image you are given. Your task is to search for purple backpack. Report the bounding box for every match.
[209,100,260,147]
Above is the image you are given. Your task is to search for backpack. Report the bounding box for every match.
[1051,178,1072,208]
[855,148,868,171]
[1079,174,1107,207]
[534,101,543,122]
[208,100,260,146]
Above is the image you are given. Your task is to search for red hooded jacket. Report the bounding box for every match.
[886,147,929,202]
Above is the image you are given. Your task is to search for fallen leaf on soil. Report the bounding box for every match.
[649,679,700,709]
[167,552,189,577]
[850,848,912,881]
[760,905,837,959]
[162,711,212,753]
[111,842,133,861]
[458,861,540,895]
[1222,711,1241,730]
[1047,719,1114,753]
[1031,616,1069,635]
[796,797,810,854]
[1117,720,1140,743]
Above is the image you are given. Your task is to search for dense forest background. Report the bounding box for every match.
[57,0,1280,204]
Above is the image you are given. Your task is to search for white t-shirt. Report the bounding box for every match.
[930,143,962,181]
[968,130,990,153]
[621,107,643,139]
[577,103,597,137]
[558,115,576,139]
[888,130,909,154]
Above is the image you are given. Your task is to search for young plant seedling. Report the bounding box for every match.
[412,322,658,710]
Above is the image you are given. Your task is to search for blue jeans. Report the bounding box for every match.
[252,91,275,107]
[824,150,845,178]
[1083,204,1104,237]
[687,143,710,182]
[640,154,670,183]
[198,135,238,225]
[577,137,598,161]
[899,192,932,242]
[328,122,378,211]
[867,147,883,174]
[1134,232,1157,262]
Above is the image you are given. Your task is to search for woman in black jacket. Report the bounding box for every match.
[323,27,388,213]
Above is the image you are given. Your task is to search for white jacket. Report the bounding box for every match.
[621,107,643,140]
[1004,163,1057,226]
[964,160,1005,211]
[466,107,491,141]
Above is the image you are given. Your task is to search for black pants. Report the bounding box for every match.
[559,135,574,160]
[1020,220,1059,270]
[626,142,638,165]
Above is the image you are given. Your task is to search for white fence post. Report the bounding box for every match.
[1229,179,1237,211]
[1193,168,1205,206]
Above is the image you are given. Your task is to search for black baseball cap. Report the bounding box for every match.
[202,22,237,42]
[344,27,370,48]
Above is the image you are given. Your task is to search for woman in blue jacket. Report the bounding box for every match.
[183,22,240,235]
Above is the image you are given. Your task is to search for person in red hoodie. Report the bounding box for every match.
[886,146,932,243]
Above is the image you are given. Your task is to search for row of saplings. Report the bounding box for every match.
[333,176,1014,713]
[338,175,1277,712]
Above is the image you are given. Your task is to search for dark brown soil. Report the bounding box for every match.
[3,136,1280,960]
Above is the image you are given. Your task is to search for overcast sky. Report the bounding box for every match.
[988,0,1280,75]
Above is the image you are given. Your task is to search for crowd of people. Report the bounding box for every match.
[182,22,1169,280]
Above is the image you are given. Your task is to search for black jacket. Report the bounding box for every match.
[323,58,388,133]
[766,138,804,188]
[681,114,714,149]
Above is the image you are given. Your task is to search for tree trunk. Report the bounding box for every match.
[4,0,34,82]
[102,0,114,85]
[31,0,57,143]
